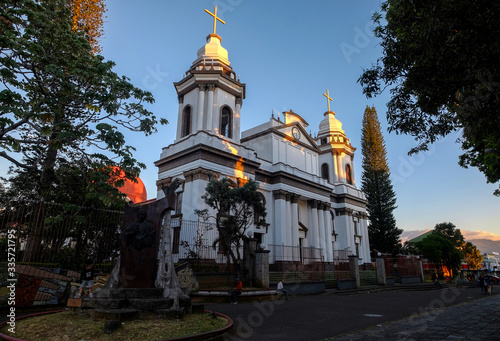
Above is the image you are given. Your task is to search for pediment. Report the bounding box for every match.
[274,123,319,152]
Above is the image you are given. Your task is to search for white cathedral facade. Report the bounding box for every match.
[154,30,371,266]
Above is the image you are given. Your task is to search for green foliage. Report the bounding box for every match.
[5,158,127,210]
[398,240,419,256]
[462,241,483,270]
[0,0,167,201]
[432,222,465,248]
[49,246,85,270]
[359,0,500,195]
[433,222,483,270]
[416,233,462,275]
[196,178,266,269]
[361,106,401,254]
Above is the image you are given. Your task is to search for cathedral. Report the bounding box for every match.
[154,8,371,266]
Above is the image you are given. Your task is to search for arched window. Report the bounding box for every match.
[220,106,232,138]
[321,163,329,181]
[181,106,192,137]
[346,164,353,184]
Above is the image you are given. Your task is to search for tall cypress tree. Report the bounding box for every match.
[361,106,402,254]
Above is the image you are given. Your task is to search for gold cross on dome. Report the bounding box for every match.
[323,89,333,112]
[205,5,226,35]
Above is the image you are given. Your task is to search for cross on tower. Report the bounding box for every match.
[323,89,333,112]
[205,5,226,35]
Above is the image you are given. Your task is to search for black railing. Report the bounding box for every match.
[0,197,122,271]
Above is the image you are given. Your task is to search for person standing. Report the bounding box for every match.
[76,261,95,298]
[484,276,492,295]
[478,274,485,294]
[277,279,290,301]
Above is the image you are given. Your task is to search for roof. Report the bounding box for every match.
[407,230,434,244]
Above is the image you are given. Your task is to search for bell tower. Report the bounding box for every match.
[173,5,245,143]
[317,89,357,185]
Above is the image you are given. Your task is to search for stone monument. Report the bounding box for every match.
[85,185,192,321]
[118,200,166,288]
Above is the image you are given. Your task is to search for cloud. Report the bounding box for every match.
[401,229,500,242]
[462,230,500,241]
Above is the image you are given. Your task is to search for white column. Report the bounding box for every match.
[360,214,370,262]
[324,204,333,262]
[334,152,340,183]
[285,193,292,261]
[175,96,183,140]
[212,88,219,133]
[206,84,215,132]
[285,193,292,247]
[310,200,320,249]
[291,194,299,262]
[180,174,194,221]
[234,97,242,142]
[317,202,326,261]
[273,190,287,260]
[196,84,206,131]
[291,194,299,247]
[339,152,346,183]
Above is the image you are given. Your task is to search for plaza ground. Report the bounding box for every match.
[205,285,499,340]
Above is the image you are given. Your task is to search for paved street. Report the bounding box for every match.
[330,292,500,341]
[204,286,500,341]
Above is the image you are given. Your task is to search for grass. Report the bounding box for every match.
[1,311,229,341]
[0,286,9,296]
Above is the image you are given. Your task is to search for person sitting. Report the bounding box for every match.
[231,278,242,304]
[277,279,290,301]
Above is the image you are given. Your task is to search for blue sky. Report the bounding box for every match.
[97,0,500,237]
[4,0,498,238]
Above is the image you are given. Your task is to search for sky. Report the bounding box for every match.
[2,0,498,238]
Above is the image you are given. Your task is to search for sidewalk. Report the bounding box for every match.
[329,293,500,340]
[204,286,499,341]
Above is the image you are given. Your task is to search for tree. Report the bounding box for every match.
[358,0,500,195]
[360,106,402,254]
[67,0,106,54]
[432,222,465,249]
[196,178,267,273]
[462,241,483,270]
[416,233,462,277]
[1,161,123,269]
[0,0,167,200]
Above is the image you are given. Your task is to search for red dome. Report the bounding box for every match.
[120,176,147,203]
[110,167,148,203]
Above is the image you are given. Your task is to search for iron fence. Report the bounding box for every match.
[333,247,352,280]
[0,197,122,271]
[170,218,240,267]
[268,244,323,264]
[383,255,395,277]
[397,255,422,277]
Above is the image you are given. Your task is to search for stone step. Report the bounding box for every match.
[81,298,125,309]
[331,283,444,295]
[110,288,163,299]
[127,298,173,311]
[90,308,139,321]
